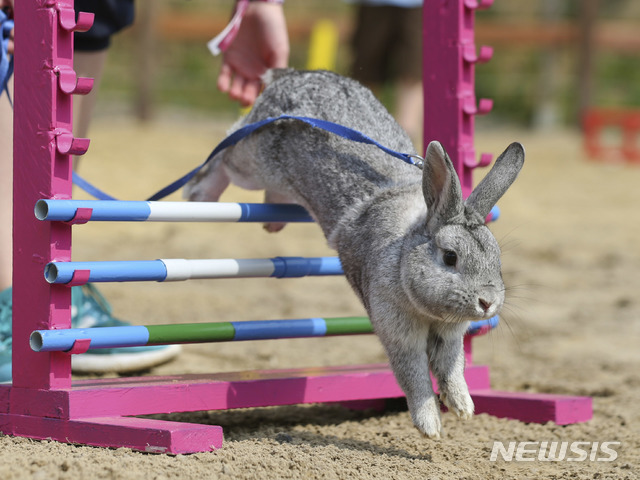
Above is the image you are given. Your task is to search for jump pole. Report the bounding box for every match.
[31,317,374,352]
[30,317,500,353]
[35,199,500,224]
[45,256,343,284]
[35,199,314,223]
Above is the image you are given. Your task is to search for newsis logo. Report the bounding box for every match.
[489,441,621,462]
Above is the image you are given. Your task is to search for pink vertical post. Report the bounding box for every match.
[423,0,494,196]
[12,0,91,390]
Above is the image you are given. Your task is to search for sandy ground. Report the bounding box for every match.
[1,112,639,479]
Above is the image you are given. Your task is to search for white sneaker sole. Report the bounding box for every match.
[71,344,182,374]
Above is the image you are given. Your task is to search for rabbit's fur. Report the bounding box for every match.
[185,69,524,438]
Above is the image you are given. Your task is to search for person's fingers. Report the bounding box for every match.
[229,73,247,102]
[240,79,262,106]
[217,63,233,94]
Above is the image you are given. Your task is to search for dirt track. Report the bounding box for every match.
[1,113,638,479]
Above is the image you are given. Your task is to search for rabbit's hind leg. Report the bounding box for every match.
[262,190,297,233]
[184,159,231,202]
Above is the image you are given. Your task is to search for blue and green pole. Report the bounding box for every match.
[30,317,375,352]
[30,317,498,353]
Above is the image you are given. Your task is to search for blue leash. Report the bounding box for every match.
[146,115,424,202]
[0,10,14,107]
[75,115,424,202]
[72,171,118,201]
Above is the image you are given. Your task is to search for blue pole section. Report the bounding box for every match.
[271,256,343,278]
[45,260,169,284]
[230,318,328,341]
[489,205,500,222]
[35,199,152,222]
[466,315,499,336]
[238,203,313,222]
[30,326,151,352]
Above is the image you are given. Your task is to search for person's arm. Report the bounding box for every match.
[217,1,289,106]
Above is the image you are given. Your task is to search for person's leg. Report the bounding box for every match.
[395,79,423,146]
[1,50,107,290]
[67,49,182,373]
[0,76,13,291]
[350,5,392,88]
[393,7,423,146]
[0,51,106,290]
[72,49,108,169]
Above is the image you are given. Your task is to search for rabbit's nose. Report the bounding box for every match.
[478,298,493,313]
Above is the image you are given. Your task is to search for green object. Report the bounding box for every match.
[325,316,373,335]
[147,322,236,344]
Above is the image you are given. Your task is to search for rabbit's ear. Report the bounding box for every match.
[422,141,464,229]
[466,142,525,219]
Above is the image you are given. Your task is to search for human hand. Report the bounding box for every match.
[217,2,289,107]
[1,0,14,54]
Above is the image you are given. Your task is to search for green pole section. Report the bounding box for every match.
[147,322,236,344]
[325,317,373,335]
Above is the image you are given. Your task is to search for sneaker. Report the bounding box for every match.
[0,288,12,383]
[0,284,181,382]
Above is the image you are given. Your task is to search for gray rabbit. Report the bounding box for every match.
[185,69,524,439]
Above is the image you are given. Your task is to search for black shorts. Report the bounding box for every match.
[350,5,422,85]
[74,0,135,51]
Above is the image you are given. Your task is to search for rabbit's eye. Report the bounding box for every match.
[443,250,458,267]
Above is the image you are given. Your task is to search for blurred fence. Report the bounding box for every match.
[98,0,640,128]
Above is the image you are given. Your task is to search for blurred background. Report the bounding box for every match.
[94,0,640,132]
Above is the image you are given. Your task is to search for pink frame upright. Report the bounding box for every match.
[0,0,591,454]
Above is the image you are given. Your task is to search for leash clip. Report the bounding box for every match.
[407,154,424,170]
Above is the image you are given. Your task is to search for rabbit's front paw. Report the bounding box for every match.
[411,396,442,439]
[440,388,474,420]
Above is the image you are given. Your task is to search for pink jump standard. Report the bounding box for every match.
[0,0,591,454]
[422,0,591,426]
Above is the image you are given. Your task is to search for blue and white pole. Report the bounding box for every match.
[45,256,344,284]
[35,199,313,223]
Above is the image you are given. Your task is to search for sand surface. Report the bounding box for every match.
[1,114,638,479]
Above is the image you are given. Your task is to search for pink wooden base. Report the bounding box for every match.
[472,389,593,425]
[0,413,223,454]
[0,363,591,454]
